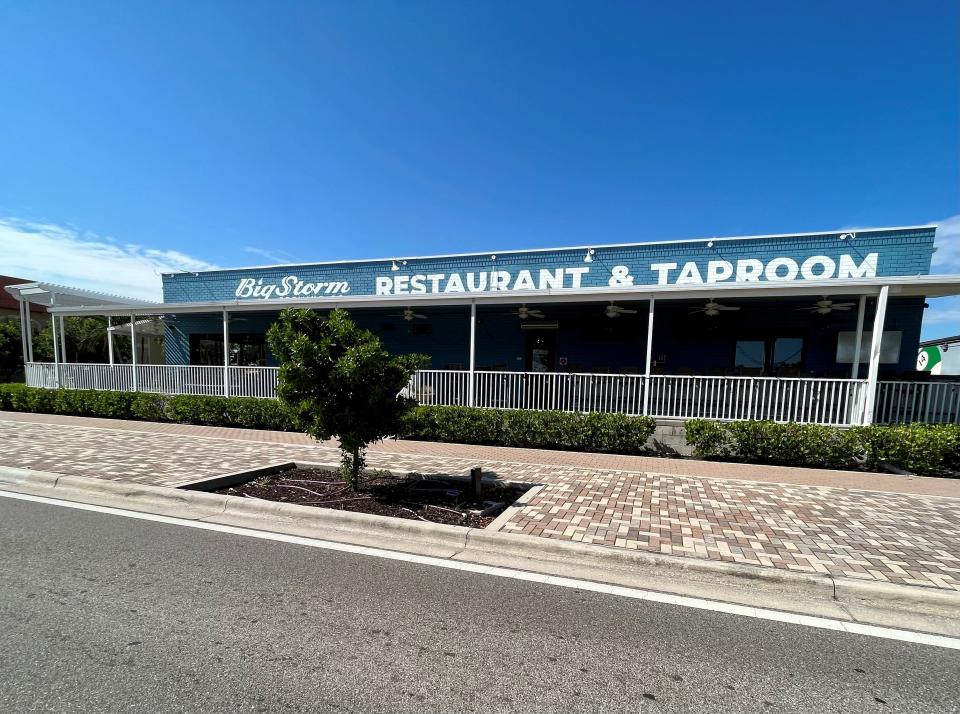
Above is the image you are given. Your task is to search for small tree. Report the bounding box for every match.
[267,308,429,489]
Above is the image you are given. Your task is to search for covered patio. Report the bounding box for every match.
[7,275,960,427]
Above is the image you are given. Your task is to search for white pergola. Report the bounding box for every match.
[4,281,158,385]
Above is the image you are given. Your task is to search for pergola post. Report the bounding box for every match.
[25,305,33,362]
[107,316,114,366]
[130,313,138,392]
[862,286,889,425]
[18,298,28,366]
[851,295,866,379]
[467,301,476,407]
[222,309,230,398]
[58,315,67,363]
[51,312,61,389]
[642,297,655,416]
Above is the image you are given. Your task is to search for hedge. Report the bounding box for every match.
[399,405,658,454]
[685,419,960,476]
[0,385,658,455]
[0,383,295,431]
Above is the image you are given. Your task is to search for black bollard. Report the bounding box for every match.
[470,466,483,499]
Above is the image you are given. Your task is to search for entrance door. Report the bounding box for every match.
[525,333,556,372]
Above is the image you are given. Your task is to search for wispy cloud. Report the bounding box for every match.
[243,246,296,265]
[921,214,960,340]
[932,213,960,274]
[0,217,219,301]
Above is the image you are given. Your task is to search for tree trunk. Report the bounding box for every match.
[352,446,361,490]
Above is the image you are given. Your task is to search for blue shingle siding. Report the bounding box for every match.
[160,227,936,373]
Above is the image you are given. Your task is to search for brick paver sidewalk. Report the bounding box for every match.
[2,411,959,592]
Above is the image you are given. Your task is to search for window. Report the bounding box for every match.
[189,333,266,366]
[734,341,765,374]
[772,338,803,374]
[735,337,805,376]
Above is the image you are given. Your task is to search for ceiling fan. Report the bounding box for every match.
[605,302,638,319]
[509,304,545,320]
[796,296,857,315]
[391,307,427,321]
[690,299,740,317]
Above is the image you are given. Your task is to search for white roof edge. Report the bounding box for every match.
[4,281,159,307]
[47,273,960,316]
[162,224,939,276]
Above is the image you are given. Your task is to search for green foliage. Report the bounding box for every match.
[0,384,292,431]
[399,405,657,454]
[32,316,127,363]
[266,308,429,488]
[0,318,24,382]
[685,419,960,476]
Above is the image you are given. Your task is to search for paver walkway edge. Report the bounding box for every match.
[2,411,959,593]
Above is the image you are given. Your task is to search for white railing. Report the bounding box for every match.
[474,370,647,414]
[874,381,960,425]
[228,366,279,399]
[135,365,226,396]
[23,362,279,399]
[22,363,960,426]
[646,375,868,426]
[405,370,872,426]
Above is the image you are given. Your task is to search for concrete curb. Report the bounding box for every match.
[2,465,958,636]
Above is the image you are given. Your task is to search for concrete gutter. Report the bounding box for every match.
[2,465,958,638]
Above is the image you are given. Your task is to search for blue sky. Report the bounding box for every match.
[0,1,958,334]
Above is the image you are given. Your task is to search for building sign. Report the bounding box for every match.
[163,227,933,304]
[235,276,351,299]
[371,253,879,295]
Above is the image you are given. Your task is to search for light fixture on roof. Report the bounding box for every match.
[706,240,715,248]
[490,254,497,261]
[839,232,856,241]
[583,248,595,263]
[390,259,407,272]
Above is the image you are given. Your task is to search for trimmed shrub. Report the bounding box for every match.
[0,384,295,433]
[400,405,657,454]
[685,418,960,476]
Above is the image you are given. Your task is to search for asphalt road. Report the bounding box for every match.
[1,496,958,713]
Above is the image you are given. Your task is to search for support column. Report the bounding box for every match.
[18,299,28,366]
[642,298,655,415]
[222,309,230,398]
[58,315,67,362]
[850,295,866,379]
[107,316,114,365]
[130,314,138,391]
[467,301,476,407]
[862,286,889,425]
[25,306,33,362]
[51,312,61,388]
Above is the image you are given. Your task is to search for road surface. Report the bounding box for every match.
[0,495,957,713]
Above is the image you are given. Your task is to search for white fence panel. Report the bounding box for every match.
[25,362,57,389]
[404,370,869,426]
[22,362,279,399]
[647,376,867,426]
[228,367,278,399]
[874,381,960,424]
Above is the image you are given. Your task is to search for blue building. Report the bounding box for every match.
[160,226,934,376]
[9,225,960,426]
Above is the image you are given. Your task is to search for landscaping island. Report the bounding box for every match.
[216,465,532,527]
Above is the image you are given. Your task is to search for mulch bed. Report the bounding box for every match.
[217,467,532,527]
